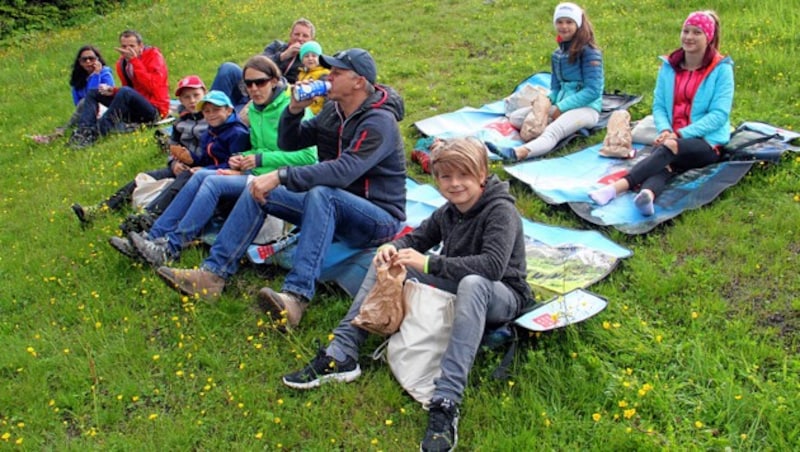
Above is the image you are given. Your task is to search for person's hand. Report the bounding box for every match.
[115,46,140,60]
[654,130,677,146]
[373,245,398,267]
[238,155,257,171]
[170,160,189,175]
[282,42,302,61]
[249,171,280,204]
[92,60,103,74]
[551,106,562,120]
[98,83,114,96]
[390,248,427,273]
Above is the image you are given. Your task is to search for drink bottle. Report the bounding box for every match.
[293,80,330,101]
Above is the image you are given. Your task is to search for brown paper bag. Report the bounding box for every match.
[351,263,407,336]
[520,87,552,142]
[599,110,635,158]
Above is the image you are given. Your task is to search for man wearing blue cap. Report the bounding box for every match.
[155,48,406,314]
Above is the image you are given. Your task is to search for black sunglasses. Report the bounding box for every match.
[243,78,271,88]
[80,56,98,62]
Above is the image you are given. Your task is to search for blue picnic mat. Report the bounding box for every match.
[505,122,800,234]
[247,178,631,296]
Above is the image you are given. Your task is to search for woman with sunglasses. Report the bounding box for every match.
[114,55,318,268]
[31,45,114,144]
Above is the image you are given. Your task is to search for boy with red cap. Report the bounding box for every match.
[72,75,212,226]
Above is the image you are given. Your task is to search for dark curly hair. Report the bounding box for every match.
[70,45,108,91]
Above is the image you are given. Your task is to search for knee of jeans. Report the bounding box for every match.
[456,275,492,301]
[305,186,336,205]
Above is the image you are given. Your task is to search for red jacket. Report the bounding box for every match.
[115,46,170,118]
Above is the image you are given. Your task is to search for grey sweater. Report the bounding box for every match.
[392,175,530,309]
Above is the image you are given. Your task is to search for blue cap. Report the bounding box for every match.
[196,90,233,111]
[299,41,323,60]
[320,48,377,84]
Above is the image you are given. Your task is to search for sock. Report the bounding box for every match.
[634,191,655,216]
[589,185,617,205]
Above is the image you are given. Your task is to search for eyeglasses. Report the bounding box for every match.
[80,56,98,63]
[243,78,271,88]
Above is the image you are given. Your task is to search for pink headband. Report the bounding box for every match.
[684,12,715,42]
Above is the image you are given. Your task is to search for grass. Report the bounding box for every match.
[1,0,799,449]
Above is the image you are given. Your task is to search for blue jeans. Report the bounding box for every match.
[148,170,248,255]
[79,87,159,135]
[328,265,519,404]
[210,62,248,112]
[202,185,402,300]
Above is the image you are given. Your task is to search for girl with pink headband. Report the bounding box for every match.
[590,10,734,216]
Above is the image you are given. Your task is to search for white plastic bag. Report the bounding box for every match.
[631,114,657,145]
[131,173,174,210]
[374,279,455,406]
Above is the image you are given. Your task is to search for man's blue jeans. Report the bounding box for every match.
[210,62,248,112]
[148,170,248,255]
[202,185,402,301]
[79,87,159,135]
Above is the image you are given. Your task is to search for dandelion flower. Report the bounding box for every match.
[592,413,601,422]
[255,432,263,439]
[695,421,704,428]
[148,414,158,420]
[623,408,636,419]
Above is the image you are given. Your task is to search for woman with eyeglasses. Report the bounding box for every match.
[113,55,318,268]
[31,45,115,144]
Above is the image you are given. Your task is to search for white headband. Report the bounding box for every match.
[553,2,583,29]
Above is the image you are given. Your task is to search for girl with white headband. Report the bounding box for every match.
[590,11,734,216]
[489,2,604,161]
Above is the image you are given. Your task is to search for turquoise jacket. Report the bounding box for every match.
[652,53,734,147]
[549,41,604,113]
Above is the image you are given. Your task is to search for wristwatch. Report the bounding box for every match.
[277,167,289,185]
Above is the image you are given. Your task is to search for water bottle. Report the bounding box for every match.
[293,80,330,102]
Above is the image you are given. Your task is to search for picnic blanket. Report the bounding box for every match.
[411,72,641,172]
[246,178,631,296]
[505,122,800,234]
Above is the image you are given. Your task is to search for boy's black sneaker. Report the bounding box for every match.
[420,397,459,452]
[282,345,361,389]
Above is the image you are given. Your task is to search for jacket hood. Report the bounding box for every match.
[364,84,405,122]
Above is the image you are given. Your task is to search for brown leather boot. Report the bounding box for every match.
[257,287,308,328]
[157,266,225,301]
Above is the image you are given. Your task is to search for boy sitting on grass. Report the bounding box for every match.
[282,137,532,452]
[71,75,211,226]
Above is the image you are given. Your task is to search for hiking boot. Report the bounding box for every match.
[108,236,138,260]
[119,211,157,235]
[282,345,361,389]
[420,398,460,452]
[257,287,308,328]
[68,127,98,149]
[156,266,224,301]
[129,231,175,267]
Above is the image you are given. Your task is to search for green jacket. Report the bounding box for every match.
[245,84,317,175]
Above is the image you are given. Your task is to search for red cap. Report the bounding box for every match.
[175,75,206,97]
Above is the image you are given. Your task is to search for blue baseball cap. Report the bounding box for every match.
[196,90,233,111]
[320,48,377,84]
